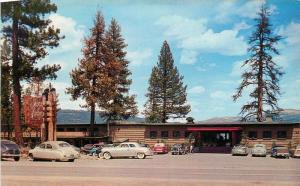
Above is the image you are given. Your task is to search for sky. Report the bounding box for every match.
[35,0,300,121]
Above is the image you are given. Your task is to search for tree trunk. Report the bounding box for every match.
[90,102,95,137]
[257,30,264,122]
[12,16,23,145]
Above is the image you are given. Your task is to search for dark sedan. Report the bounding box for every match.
[1,140,21,161]
[271,146,290,159]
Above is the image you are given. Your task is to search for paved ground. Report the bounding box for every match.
[1,153,300,186]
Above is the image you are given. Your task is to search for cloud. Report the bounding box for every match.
[230,60,246,77]
[210,91,228,99]
[127,49,152,66]
[188,86,205,94]
[49,14,85,53]
[214,0,272,22]
[156,15,248,60]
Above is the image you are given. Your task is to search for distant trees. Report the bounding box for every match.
[67,12,137,136]
[1,0,64,144]
[233,6,283,122]
[144,41,190,123]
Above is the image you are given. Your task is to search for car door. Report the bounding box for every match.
[35,143,47,159]
[117,144,130,157]
[45,144,57,160]
[128,143,138,156]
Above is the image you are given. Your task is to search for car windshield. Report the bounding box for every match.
[59,143,70,147]
[2,143,18,149]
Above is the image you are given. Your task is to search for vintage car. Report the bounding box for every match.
[153,143,168,154]
[29,141,80,162]
[231,144,248,156]
[293,145,300,158]
[251,144,267,157]
[1,140,21,161]
[171,144,186,155]
[271,146,290,159]
[100,142,153,160]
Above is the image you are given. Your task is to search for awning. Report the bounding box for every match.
[187,127,242,131]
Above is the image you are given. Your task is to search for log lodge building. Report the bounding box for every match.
[55,120,300,152]
[2,120,300,153]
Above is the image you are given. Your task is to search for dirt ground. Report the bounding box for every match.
[1,153,300,186]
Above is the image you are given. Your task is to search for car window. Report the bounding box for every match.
[46,144,53,149]
[129,144,136,148]
[120,144,129,148]
[59,143,70,147]
[39,144,46,149]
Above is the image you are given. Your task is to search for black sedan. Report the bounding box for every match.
[1,140,21,161]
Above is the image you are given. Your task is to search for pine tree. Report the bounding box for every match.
[233,6,283,122]
[1,0,63,144]
[1,39,13,139]
[104,18,138,120]
[66,12,121,136]
[144,41,191,123]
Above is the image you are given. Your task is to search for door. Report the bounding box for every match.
[116,144,130,157]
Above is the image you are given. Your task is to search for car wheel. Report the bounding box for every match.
[14,157,20,161]
[28,153,35,161]
[137,153,145,159]
[103,152,111,160]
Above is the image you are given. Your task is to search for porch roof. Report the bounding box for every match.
[187,127,242,131]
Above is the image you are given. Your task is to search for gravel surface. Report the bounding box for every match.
[1,153,300,186]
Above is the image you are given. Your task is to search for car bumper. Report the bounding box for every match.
[275,153,289,158]
[232,151,248,155]
[1,153,21,158]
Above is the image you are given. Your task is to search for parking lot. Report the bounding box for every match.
[1,153,300,186]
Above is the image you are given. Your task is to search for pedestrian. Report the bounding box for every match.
[190,144,193,153]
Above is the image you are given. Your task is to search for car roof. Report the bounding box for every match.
[120,142,139,145]
[1,140,17,145]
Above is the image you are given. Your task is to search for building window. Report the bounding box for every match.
[57,128,64,132]
[248,131,257,139]
[263,131,272,139]
[79,128,87,132]
[150,131,157,139]
[173,131,180,138]
[277,131,287,139]
[66,128,75,132]
[185,131,192,139]
[161,131,169,139]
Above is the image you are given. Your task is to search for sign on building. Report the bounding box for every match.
[23,96,43,129]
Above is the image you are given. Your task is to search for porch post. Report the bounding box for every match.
[232,131,236,146]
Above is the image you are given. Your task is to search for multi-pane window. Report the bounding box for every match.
[66,128,75,132]
[161,131,169,139]
[277,131,287,139]
[57,128,64,132]
[248,131,257,139]
[150,131,157,139]
[263,131,272,139]
[173,131,180,138]
[79,128,87,132]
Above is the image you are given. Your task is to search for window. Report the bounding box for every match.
[150,131,157,139]
[129,144,136,148]
[78,128,87,132]
[93,128,99,131]
[263,131,272,139]
[277,131,287,139]
[185,131,192,138]
[173,131,180,138]
[46,144,52,149]
[57,128,64,132]
[248,131,257,139]
[66,128,75,132]
[120,144,129,148]
[161,131,169,139]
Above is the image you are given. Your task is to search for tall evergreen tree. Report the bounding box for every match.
[66,12,121,136]
[233,6,283,122]
[144,41,190,123]
[1,0,63,144]
[103,19,138,120]
[1,39,13,139]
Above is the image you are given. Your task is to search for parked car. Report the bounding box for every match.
[100,142,153,160]
[1,140,21,161]
[171,144,186,155]
[251,144,267,157]
[231,144,248,156]
[29,141,80,162]
[293,145,300,158]
[81,144,103,155]
[153,143,168,154]
[271,146,290,159]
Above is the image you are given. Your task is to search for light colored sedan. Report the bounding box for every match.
[293,145,300,158]
[231,144,248,156]
[251,144,267,157]
[29,141,80,162]
[100,142,153,160]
